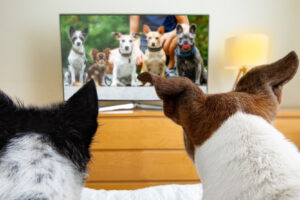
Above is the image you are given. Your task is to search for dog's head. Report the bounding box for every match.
[69,26,88,48]
[0,80,99,171]
[176,24,196,53]
[143,25,164,48]
[138,51,298,159]
[90,48,110,68]
[113,32,140,54]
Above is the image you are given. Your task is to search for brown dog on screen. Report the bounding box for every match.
[87,48,110,86]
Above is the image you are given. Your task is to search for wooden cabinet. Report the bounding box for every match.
[85,109,300,190]
[274,109,300,147]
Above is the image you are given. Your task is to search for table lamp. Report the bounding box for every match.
[225,34,269,90]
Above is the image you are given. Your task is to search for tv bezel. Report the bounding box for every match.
[59,13,210,101]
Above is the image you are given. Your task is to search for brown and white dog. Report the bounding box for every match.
[87,48,111,86]
[142,25,166,78]
[138,51,300,200]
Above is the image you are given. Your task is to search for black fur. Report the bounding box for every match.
[69,26,75,38]
[176,24,183,34]
[176,54,198,81]
[82,28,88,38]
[0,80,98,172]
[189,24,196,35]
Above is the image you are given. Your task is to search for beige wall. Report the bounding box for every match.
[0,0,299,107]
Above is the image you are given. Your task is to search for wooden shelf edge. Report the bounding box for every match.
[98,109,300,118]
[85,180,201,190]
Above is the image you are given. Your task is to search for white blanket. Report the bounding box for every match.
[81,184,202,200]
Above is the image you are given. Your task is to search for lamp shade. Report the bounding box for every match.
[225,34,269,69]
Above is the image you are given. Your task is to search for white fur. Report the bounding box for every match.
[111,35,137,87]
[0,133,85,200]
[67,31,87,84]
[195,112,300,200]
[112,53,137,86]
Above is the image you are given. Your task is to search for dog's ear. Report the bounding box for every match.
[138,72,205,124]
[112,32,122,40]
[176,24,184,35]
[235,51,299,104]
[103,48,111,60]
[63,80,98,138]
[60,80,98,170]
[131,33,141,40]
[138,72,186,99]
[189,24,197,36]
[82,28,88,38]
[69,26,75,37]
[90,49,99,62]
[65,80,98,117]
[143,24,151,35]
[157,26,165,35]
[0,90,16,116]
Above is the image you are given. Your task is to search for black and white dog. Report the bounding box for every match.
[175,24,207,85]
[0,80,98,200]
[65,26,88,86]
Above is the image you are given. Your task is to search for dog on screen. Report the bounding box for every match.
[174,24,207,85]
[64,26,88,86]
[87,48,111,86]
[111,32,140,86]
[142,25,166,78]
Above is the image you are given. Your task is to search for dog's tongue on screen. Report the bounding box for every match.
[182,44,191,50]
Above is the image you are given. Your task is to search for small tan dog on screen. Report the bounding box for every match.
[142,25,166,79]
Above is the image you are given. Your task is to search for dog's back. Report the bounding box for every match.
[195,112,300,200]
[0,81,98,200]
[0,134,84,200]
[138,51,300,200]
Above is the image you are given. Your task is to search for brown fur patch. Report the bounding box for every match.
[235,51,299,104]
[138,51,299,161]
[72,82,83,86]
[87,48,111,86]
[90,49,99,62]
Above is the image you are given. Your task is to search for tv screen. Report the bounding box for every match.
[60,14,209,101]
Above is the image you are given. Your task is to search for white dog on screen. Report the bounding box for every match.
[111,32,140,87]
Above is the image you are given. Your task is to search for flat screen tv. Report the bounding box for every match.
[60,14,209,101]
